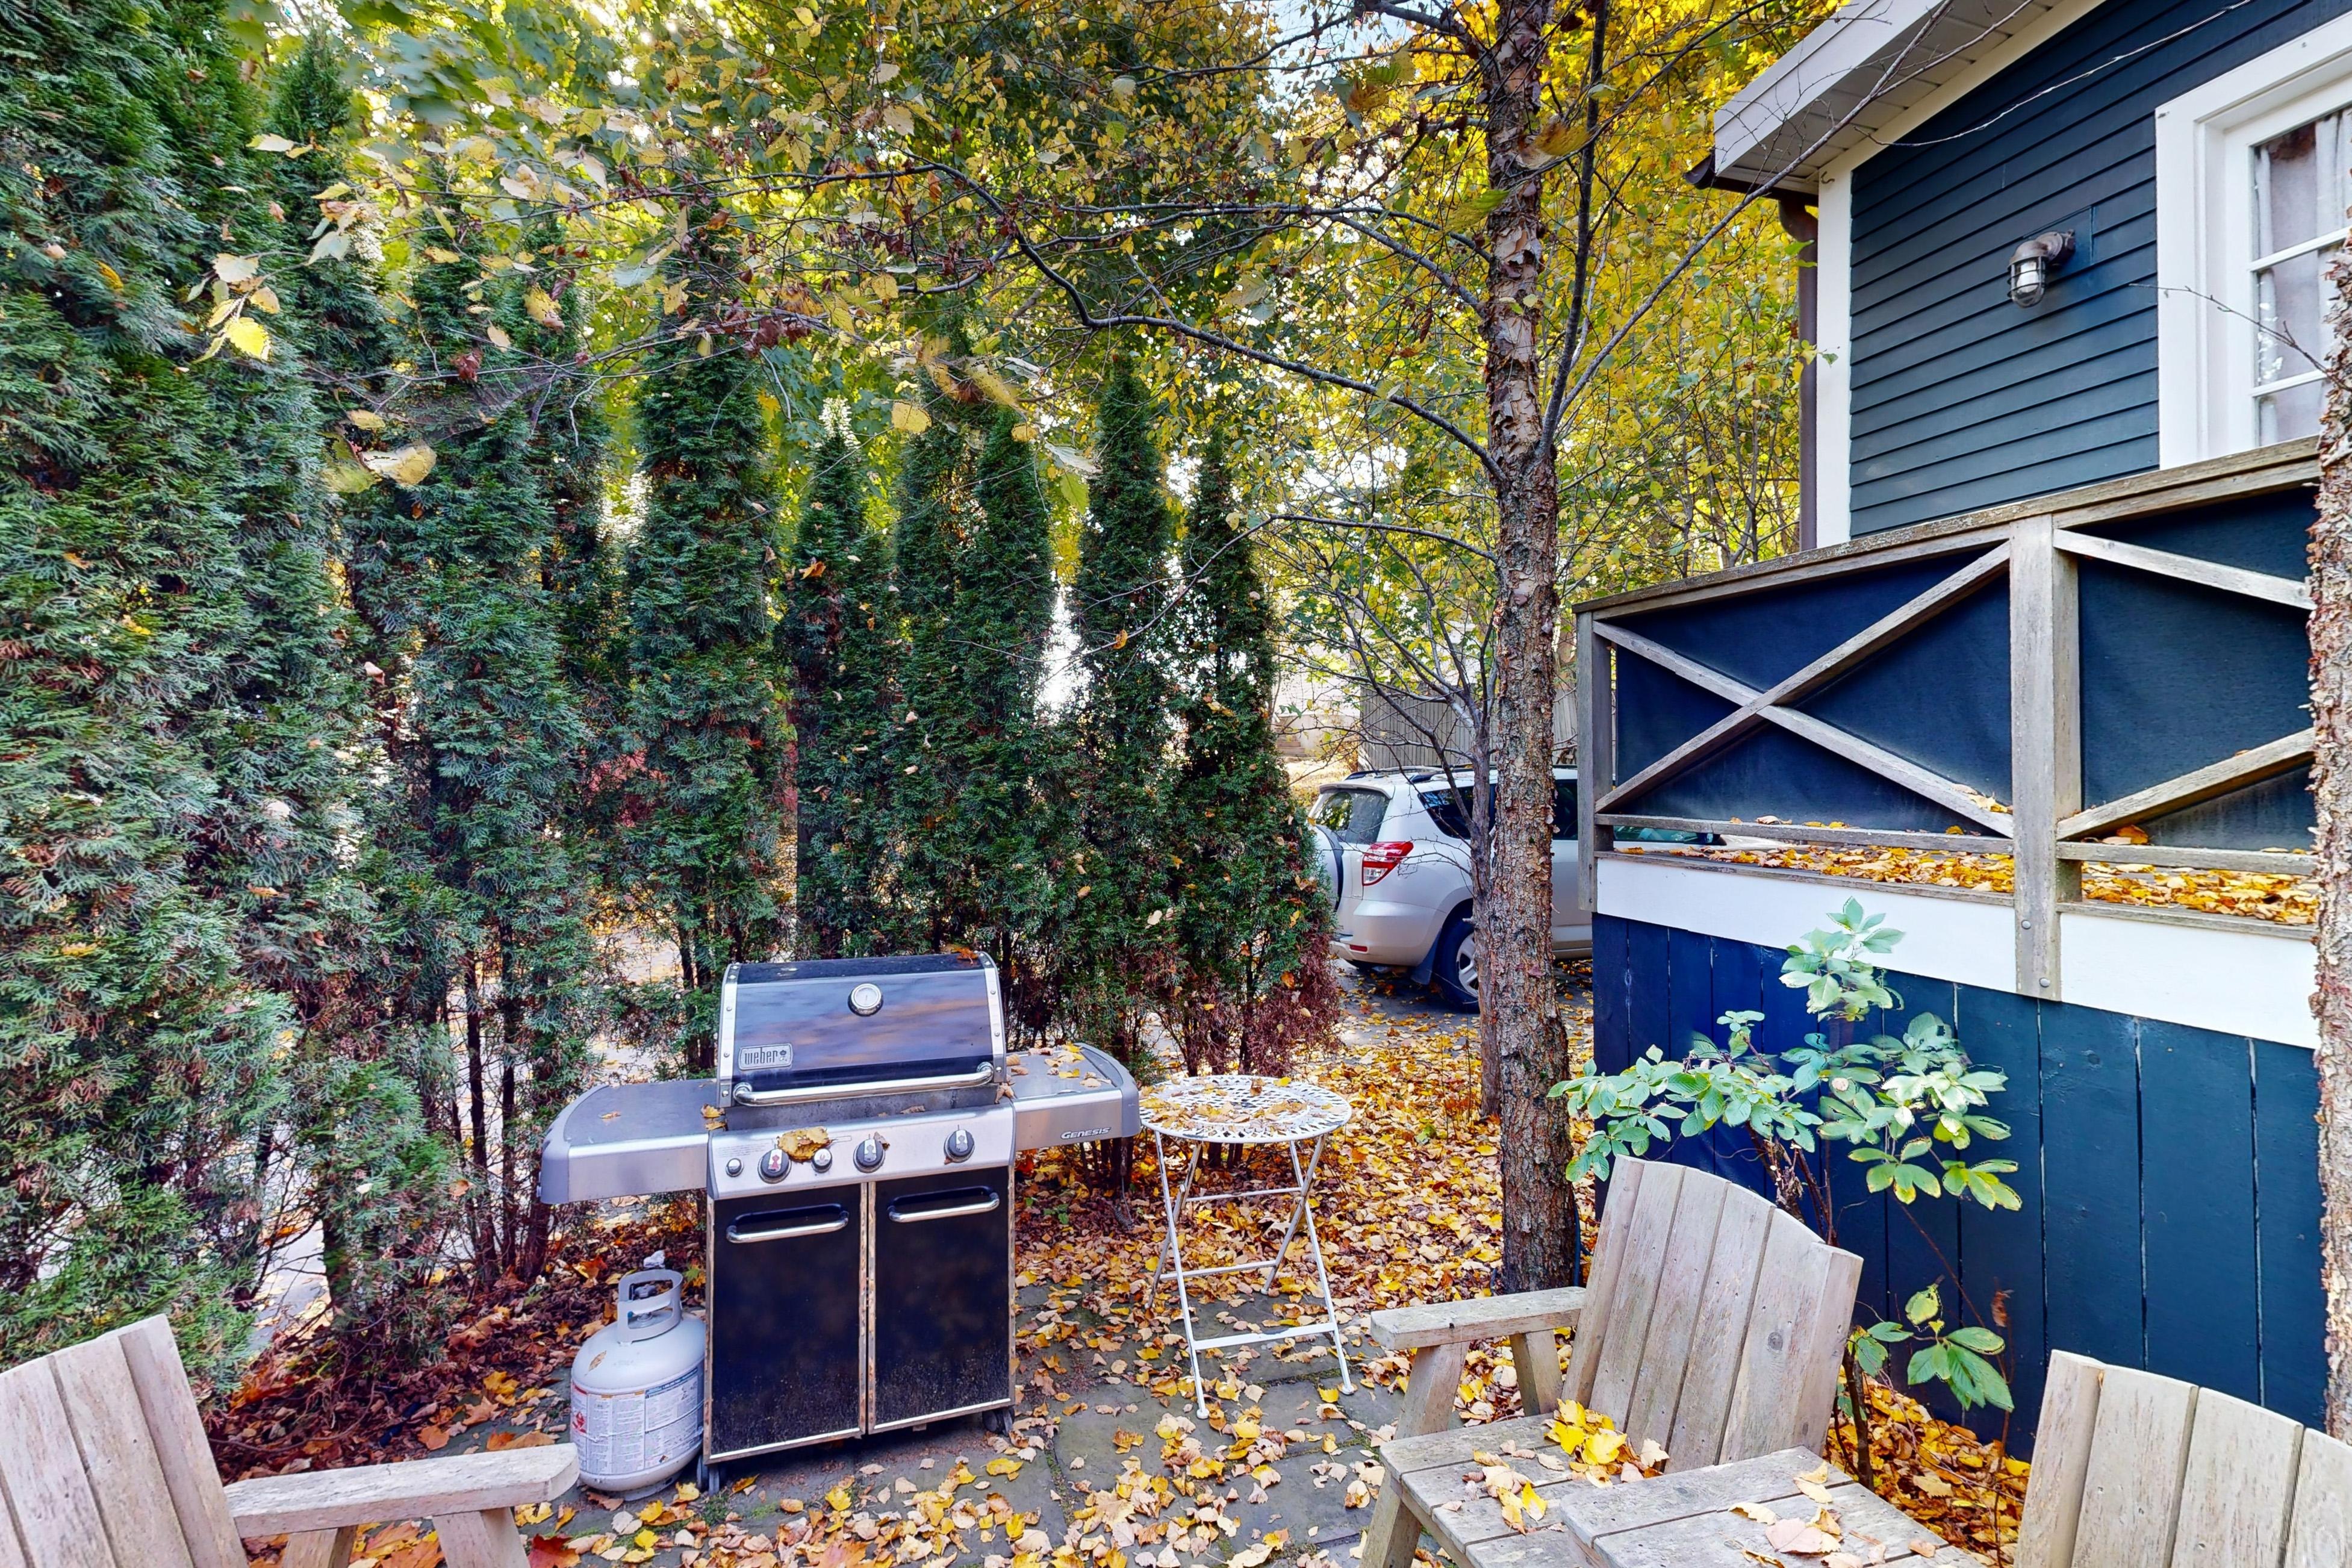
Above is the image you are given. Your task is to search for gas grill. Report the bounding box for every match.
[539,953,1139,1480]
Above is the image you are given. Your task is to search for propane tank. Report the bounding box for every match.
[568,1269,706,1495]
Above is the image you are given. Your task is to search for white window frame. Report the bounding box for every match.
[2156,13,2352,466]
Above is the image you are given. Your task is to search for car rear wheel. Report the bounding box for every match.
[1432,914,1479,1010]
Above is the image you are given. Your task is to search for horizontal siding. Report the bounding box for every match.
[1847,0,2352,534]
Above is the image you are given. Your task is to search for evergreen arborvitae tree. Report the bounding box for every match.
[625,211,790,1066]
[0,0,362,1374]
[264,34,395,403]
[959,407,1075,1032]
[519,221,625,721]
[887,368,983,948]
[348,213,599,1289]
[1167,432,1339,1075]
[264,30,458,1352]
[781,428,899,956]
[1068,359,1181,1072]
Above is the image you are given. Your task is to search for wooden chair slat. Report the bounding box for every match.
[1786,1237,1862,1458]
[1584,1162,1685,1422]
[2283,1427,2352,1568]
[115,1319,245,1568]
[2071,1366,2198,1568]
[0,1361,119,1568]
[1619,1168,1727,1453]
[48,1335,198,1568]
[1664,1183,1775,1470]
[1563,1157,1646,1410]
[0,1500,26,1568]
[2014,1350,2105,1568]
[2167,1387,2303,1568]
[1717,1208,1861,1462]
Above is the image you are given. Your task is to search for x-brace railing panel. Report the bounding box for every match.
[1573,440,2322,1005]
[1591,543,2015,835]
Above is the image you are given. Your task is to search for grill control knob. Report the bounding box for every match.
[944,1127,975,1163]
[758,1148,788,1183]
[725,1157,744,1178]
[810,1145,834,1172]
[854,1134,886,1172]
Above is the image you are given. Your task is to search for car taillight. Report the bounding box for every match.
[1361,841,1413,885]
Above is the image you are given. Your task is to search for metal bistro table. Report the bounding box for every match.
[1140,1074,1355,1414]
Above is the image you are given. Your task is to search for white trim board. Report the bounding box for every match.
[2154,11,2352,466]
[1596,853,2317,1048]
[1596,854,2018,993]
[2056,906,2316,1048]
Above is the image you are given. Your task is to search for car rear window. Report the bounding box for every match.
[1553,778,1577,841]
[1311,788,1389,845]
[1419,780,1578,841]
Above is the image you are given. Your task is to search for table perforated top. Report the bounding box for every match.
[1138,1074,1351,1145]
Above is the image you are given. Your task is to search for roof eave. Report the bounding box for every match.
[1708,1,2069,193]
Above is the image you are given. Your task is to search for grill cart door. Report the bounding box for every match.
[870,1168,1013,1429]
[708,1192,864,1457]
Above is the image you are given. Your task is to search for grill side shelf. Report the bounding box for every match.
[539,1078,718,1203]
[1010,1044,1140,1150]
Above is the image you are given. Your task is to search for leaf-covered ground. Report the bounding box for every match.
[1632,841,2315,925]
[213,980,2020,1568]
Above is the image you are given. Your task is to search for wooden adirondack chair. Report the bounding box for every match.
[1361,1157,1863,1568]
[2013,1350,2352,1568]
[0,1315,578,1568]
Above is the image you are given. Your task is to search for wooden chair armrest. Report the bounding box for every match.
[1367,1286,1585,1351]
[224,1445,579,1537]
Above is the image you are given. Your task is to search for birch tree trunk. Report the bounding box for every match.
[2312,246,2352,1439]
[1478,0,1579,1293]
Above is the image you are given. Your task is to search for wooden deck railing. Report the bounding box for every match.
[1573,439,2318,1001]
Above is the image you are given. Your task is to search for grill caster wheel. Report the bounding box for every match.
[697,1455,724,1495]
[983,1407,1012,1436]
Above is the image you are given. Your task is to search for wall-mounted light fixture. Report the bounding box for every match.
[2008,231,2075,307]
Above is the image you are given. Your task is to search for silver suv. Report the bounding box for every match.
[1307,768,1590,1009]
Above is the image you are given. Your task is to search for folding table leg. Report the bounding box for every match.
[1143,1137,1203,1310]
[1146,1131,1213,1415]
[1258,1139,1312,1293]
[1287,1134,1352,1392]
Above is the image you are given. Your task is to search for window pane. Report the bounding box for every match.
[1551,779,1578,841]
[2254,242,2335,385]
[2256,119,2321,255]
[2259,378,2326,444]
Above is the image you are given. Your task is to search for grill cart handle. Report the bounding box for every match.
[886,1188,1003,1224]
[730,1062,998,1107]
[726,1204,851,1243]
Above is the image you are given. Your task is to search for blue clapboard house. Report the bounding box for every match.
[1577,0,2348,1438]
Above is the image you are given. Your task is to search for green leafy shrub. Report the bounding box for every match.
[1552,899,2020,1421]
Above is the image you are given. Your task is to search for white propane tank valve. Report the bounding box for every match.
[568,1269,705,1495]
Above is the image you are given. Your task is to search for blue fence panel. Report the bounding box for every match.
[2139,1019,2261,1403]
[1587,912,2326,1447]
[2254,1038,2328,1426]
[1952,983,2050,1437]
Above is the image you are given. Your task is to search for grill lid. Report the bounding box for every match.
[718,954,1004,1107]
